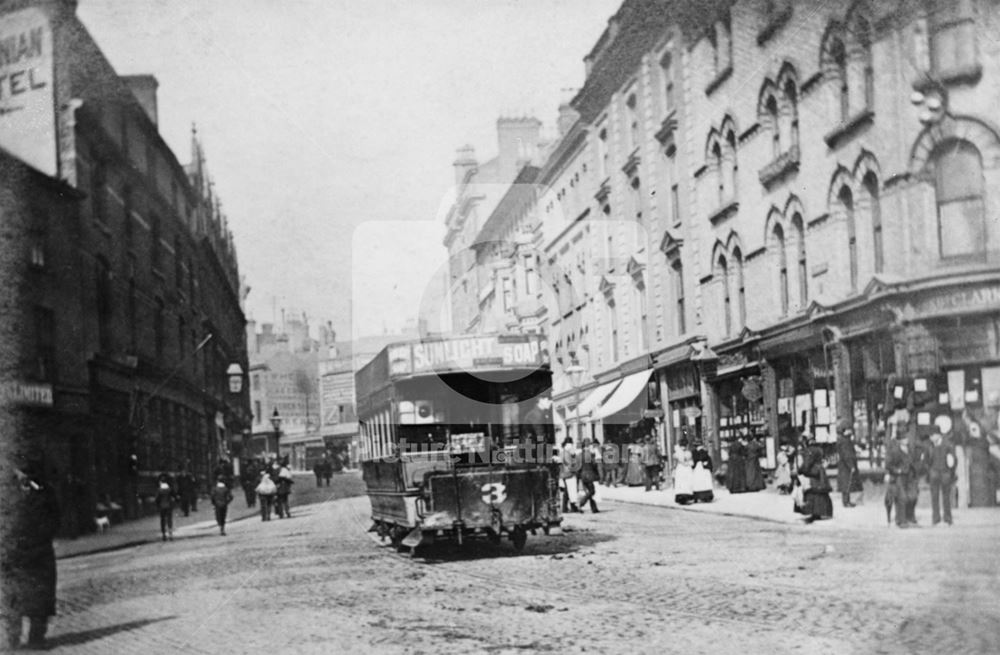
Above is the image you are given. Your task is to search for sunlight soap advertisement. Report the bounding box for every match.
[0,8,56,176]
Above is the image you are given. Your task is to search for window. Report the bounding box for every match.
[155,297,165,360]
[864,173,884,273]
[597,123,609,178]
[634,276,648,352]
[91,162,107,224]
[32,306,55,381]
[626,93,639,151]
[502,276,513,312]
[793,213,807,305]
[670,184,680,224]
[783,80,799,149]
[608,299,619,361]
[718,255,732,336]
[830,37,849,122]
[123,186,133,247]
[630,176,642,221]
[255,401,261,424]
[839,186,858,290]
[774,225,789,315]
[96,256,113,352]
[151,215,162,271]
[672,260,686,335]
[29,213,46,269]
[253,374,260,391]
[934,140,986,258]
[929,0,978,76]
[766,95,781,158]
[724,129,737,200]
[712,141,724,205]
[734,248,746,329]
[710,14,733,77]
[661,52,675,113]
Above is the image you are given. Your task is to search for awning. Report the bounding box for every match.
[591,369,653,421]
[566,379,621,421]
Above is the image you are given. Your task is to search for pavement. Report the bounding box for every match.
[596,475,1000,530]
[54,472,353,559]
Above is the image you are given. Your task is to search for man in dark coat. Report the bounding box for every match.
[3,456,60,649]
[837,424,860,508]
[886,434,921,527]
[925,419,957,526]
[641,435,662,492]
[577,439,600,513]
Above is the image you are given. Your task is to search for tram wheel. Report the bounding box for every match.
[510,527,527,552]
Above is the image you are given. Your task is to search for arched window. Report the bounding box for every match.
[672,259,686,335]
[718,256,731,336]
[633,275,647,351]
[934,140,986,258]
[733,247,746,329]
[766,95,781,158]
[661,52,675,113]
[793,213,807,305]
[839,186,858,290]
[774,224,789,315]
[863,173,883,273]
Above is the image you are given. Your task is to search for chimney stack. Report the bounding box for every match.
[453,144,477,185]
[121,75,159,127]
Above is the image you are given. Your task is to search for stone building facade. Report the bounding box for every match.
[0,0,251,533]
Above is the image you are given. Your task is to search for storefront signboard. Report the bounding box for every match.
[2,380,53,407]
[914,285,1000,318]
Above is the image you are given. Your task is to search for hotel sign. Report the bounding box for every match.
[0,8,56,176]
[2,381,53,407]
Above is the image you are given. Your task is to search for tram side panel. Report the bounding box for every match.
[422,467,559,533]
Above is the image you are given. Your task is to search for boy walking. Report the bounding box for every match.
[210,475,234,535]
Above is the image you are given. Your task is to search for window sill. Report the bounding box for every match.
[708,199,739,225]
[758,145,800,189]
[594,177,611,204]
[705,64,733,97]
[823,109,874,149]
[621,148,641,178]
[654,110,678,150]
[756,7,792,45]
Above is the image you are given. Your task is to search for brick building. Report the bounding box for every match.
[0,0,251,533]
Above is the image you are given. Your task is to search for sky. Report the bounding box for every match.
[77,0,622,339]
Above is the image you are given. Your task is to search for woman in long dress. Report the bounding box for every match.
[624,440,645,486]
[726,439,747,493]
[691,444,714,502]
[743,437,766,492]
[673,448,694,504]
[774,446,793,494]
[796,435,833,522]
[966,420,996,507]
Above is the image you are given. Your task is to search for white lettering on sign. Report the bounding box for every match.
[406,336,542,373]
[0,8,55,176]
[481,482,507,505]
[2,381,53,407]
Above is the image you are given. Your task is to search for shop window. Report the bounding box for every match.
[32,306,55,382]
[864,173,884,273]
[928,0,978,77]
[934,139,986,259]
[838,186,858,291]
[793,213,807,305]
[774,224,789,315]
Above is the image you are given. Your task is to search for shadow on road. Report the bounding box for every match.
[46,616,176,648]
[410,526,617,563]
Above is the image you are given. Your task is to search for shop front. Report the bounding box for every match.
[705,343,770,472]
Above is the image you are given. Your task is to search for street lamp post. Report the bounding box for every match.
[270,408,283,460]
[565,363,585,444]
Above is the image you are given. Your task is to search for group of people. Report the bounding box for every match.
[594,435,664,490]
[154,457,239,540]
[312,452,343,487]
[671,441,715,505]
[251,456,295,521]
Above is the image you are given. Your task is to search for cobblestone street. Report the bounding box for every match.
[39,474,1000,654]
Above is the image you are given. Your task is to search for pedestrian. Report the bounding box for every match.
[641,435,662,491]
[962,417,996,507]
[155,472,176,541]
[796,434,833,524]
[775,445,793,494]
[624,439,645,486]
[726,437,747,493]
[925,416,958,526]
[324,456,334,486]
[576,439,600,513]
[691,442,714,503]
[177,465,196,516]
[836,422,860,508]
[673,448,694,505]
[3,453,60,650]
[559,438,580,513]
[240,459,258,508]
[209,475,234,536]
[885,430,921,527]
[743,435,766,492]
[255,471,277,521]
[275,459,294,518]
[600,440,618,486]
[313,457,325,488]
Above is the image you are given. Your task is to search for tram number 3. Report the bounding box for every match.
[481,482,507,505]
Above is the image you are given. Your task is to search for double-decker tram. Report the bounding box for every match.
[355,333,561,553]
